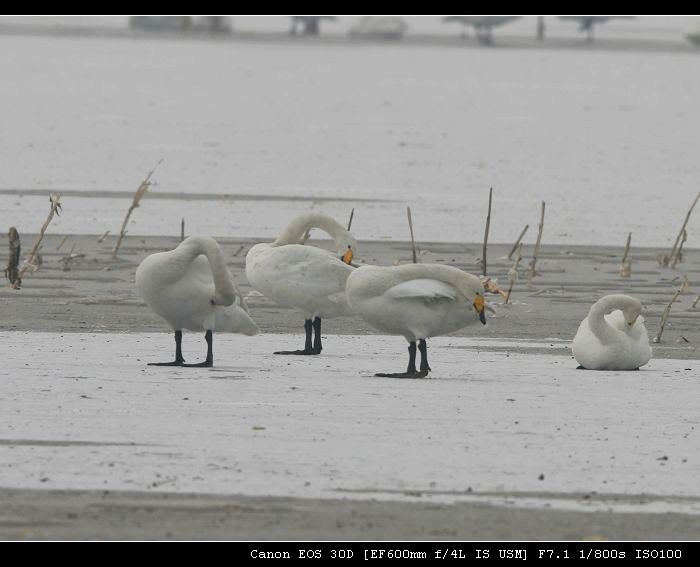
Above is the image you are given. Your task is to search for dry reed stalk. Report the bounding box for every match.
[481,187,493,276]
[527,201,546,287]
[97,230,110,243]
[505,242,523,304]
[112,159,163,258]
[507,224,529,260]
[664,191,700,267]
[13,193,62,289]
[480,276,507,299]
[653,287,683,343]
[56,235,69,251]
[5,227,21,287]
[347,208,355,232]
[407,206,418,264]
[59,244,86,271]
[670,229,688,269]
[181,218,185,242]
[619,232,632,278]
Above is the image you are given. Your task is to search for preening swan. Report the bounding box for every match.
[245,213,357,355]
[346,264,487,378]
[136,235,258,367]
[572,294,651,370]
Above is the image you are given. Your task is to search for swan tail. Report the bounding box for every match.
[327,291,348,304]
[233,281,253,315]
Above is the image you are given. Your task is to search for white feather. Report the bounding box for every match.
[384,278,459,302]
[245,213,357,320]
[346,264,485,342]
[572,294,651,370]
[135,235,259,336]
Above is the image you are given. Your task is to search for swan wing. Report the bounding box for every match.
[384,278,458,302]
[183,256,251,309]
[253,246,352,296]
[605,311,649,341]
[604,309,627,332]
[574,310,651,370]
[288,257,353,297]
[185,255,215,284]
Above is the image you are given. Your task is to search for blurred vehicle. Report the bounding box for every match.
[349,17,407,40]
[129,16,231,34]
[443,16,520,45]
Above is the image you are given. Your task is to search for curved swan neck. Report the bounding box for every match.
[272,213,350,249]
[393,264,483,300]
[587,295,629,341]
[396,264,464,287]
[177,236,235,306]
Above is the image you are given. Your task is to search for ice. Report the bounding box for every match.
[2,34,700,246]
[1,331,697,514]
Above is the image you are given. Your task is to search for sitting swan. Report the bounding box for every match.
[346,264,487,378]
[246,212,357,355]
[136,235,258,367]
[572,294,651,370]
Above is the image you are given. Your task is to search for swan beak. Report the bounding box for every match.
[473,296,487,325]
[628,316,638,327]
[342,247,354,265]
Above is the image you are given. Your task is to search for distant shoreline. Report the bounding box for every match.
[1,21,697,56]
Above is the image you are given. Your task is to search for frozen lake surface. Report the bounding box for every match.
[2,33,700,246]
[1,332,698,515]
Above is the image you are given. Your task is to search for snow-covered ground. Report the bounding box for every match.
[1,332,698,514]
[2,32,700,246]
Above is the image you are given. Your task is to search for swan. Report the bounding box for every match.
[245,213,357,355]
[346,264,487,378]
[572,294,651,370]
[135,235,258,367]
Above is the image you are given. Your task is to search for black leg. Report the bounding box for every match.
[183,330,213,367]
[407,341,417,374]
[416,339,431,377]
[275,319,319,355]
[305,318,313,352]
[149,330,185,366]
[312,317,322,354]
[177,330,184,363]
[376,341,425,378]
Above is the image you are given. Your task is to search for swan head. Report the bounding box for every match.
[457,272,487,325]
[621,296,643,326]
[592,294,644,327]
[342,246,354,264]
[336,234,359,265]
[473,292,487,324]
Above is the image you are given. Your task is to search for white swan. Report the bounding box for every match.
[572,294,651,370]
[136,235,258,367]
[346,264,487,378]
[245,213,357,355]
